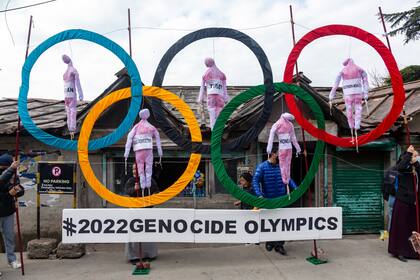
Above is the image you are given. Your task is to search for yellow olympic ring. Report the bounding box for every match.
[78,86,202,207]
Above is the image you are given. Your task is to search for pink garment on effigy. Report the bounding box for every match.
[197,58,229,129]
[267,113,301,185]
[124,109,163,189]
[344,94,363,130]
[135,150,154,190]
[278,149,293,186]
[329,58,369,130]
[62,54,83,133]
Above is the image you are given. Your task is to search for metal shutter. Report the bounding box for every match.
[333,152,384,233]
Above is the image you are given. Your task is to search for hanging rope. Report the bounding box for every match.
[212,38,216,60]
[68,41,73,59]
[348,36,352,58]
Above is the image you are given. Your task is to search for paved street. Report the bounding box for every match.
[1,235,419,280]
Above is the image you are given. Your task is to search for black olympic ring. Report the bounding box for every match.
[151,27,275,154]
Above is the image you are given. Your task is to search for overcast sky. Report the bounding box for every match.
[0,0,419,101]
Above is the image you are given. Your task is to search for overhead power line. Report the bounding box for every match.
[0,0,57,13]
[103,20,290,35]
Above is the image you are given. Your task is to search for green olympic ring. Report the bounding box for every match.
[211,82,325,209]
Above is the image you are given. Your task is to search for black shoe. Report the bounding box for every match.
[397,255,407,262]
[265,243,274,252]
[275,244,287,255]
[130,259,140,265]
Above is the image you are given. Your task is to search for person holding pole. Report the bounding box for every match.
[388,145,419,262]
[0,154,24,270]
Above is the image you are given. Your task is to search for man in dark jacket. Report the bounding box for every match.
[252,152,298,255]
[0,154,24,269]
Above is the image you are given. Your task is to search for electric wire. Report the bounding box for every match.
[4,0,16,46]
[0,0,57,13]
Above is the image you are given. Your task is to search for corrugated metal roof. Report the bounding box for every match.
[1,70,419,136]
[315,80,420,131]
[0,98,89,135]
[158,85,249,127]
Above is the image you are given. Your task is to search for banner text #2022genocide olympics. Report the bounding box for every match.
[62,207,342,243]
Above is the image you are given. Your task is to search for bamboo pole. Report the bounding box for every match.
[378,7,392,52]
[13,14,33,276]
[128,8,132,57]
[289,5,317,259]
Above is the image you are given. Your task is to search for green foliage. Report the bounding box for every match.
[384,65,420,85]
[381,4,420,44]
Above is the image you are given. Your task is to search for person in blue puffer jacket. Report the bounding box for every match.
[252,151,298,255]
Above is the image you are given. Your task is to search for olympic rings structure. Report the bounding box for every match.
[18,25,406,208]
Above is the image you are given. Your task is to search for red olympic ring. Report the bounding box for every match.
[283,24,405,147]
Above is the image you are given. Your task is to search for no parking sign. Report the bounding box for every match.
[37,161,77,240]
[38,161,76,194]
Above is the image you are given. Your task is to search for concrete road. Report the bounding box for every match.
[1,235,419,280]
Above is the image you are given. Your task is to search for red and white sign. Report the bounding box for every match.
[52,166,62,177]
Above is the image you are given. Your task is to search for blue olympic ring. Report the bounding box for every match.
[18,29,142,151]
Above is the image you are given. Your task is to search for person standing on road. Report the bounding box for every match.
[252,152,298,255]
[382,157,400,233]
[234,172,254,210]
[388,145,420,262]
[124,164,159,264]
[0,154,24,271]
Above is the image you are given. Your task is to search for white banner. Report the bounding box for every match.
[62,207,342,243]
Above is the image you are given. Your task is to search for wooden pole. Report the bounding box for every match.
[73,164,77,208]
[133,162,145,266]
[289,5,299,79]
[127,7,143,265]
[13,14,33,276]
[128,8,133,57]
[413,166,420,234]
[378,7,392,52]
[403,108,411,147]
[36,173,40,239]
[289,5,308,171]
[289,5,317,259]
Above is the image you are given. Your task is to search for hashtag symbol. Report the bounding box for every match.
[63,218,77,236]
